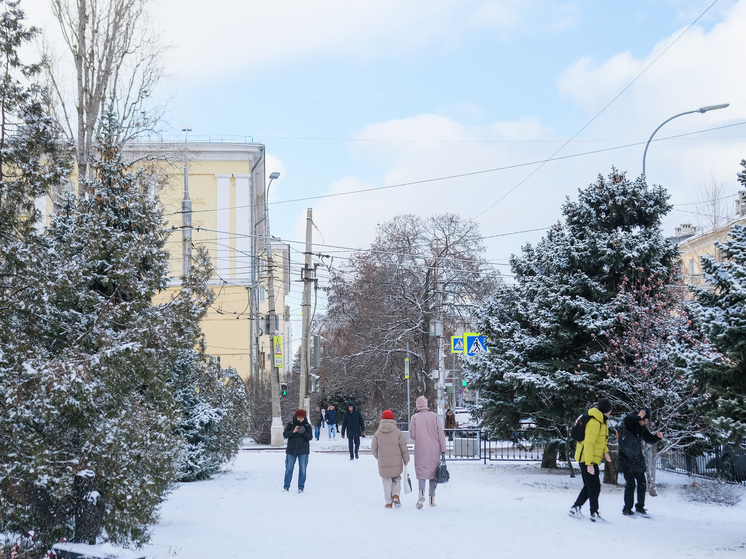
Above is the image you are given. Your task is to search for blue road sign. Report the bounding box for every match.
[464,333,488,357]
[451,336,464,353]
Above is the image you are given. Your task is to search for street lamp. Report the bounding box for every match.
[642,104,729,179]
[264,171,284,447]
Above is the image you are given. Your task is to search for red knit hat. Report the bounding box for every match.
[382,410,394,420]
[295,409,307,420]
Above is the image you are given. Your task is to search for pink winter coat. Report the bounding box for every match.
[409,398,447,480]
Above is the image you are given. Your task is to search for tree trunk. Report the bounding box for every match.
[565,437,575,477]
[603,447,619,484]
[541,443,558,469]
[646,445,658,496]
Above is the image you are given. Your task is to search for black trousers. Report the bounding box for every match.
[348,436,360,458]
[574,463,601,514]
[623,470,647,510]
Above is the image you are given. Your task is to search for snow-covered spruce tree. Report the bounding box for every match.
[0,2,72,556]
[466,169,679,464]
[691,160,746,444]
[174,350,249,481]
[596,273,717,491]
[0,0,72,355]
[0,108,211,552]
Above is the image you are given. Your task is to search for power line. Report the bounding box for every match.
[472,0,722,220]
[162,122,744,216]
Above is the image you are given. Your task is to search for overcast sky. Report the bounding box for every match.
[22,0,746,321]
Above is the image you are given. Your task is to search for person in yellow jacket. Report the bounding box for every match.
[568,398,613,522]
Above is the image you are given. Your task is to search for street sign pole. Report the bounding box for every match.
[406,342,410,428]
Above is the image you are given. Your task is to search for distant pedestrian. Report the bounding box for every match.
[409,395,447,509]
[371,410,410,508]
[619,407,664,517]
[444,408,456,442]
[283,409,313,493]
[313,406,325,441]
[341,402,366,460]
[325,405,337,439]
[568,398,612,522]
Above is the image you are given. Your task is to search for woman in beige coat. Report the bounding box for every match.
[371,410,410,508]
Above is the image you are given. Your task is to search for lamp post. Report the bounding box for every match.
[264,171,284,447]
[181,126,192,279]
[642,104,729,179]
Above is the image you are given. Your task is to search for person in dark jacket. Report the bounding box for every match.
[324,405,337,440]
[619,407,663,516]
[341,402,366,460]
[283,409,313,493]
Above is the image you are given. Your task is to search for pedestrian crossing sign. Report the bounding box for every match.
[451,336,464,354]
[464,333,489,357]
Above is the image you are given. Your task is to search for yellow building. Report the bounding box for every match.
[37,140,292,384]
[677,211,746,290]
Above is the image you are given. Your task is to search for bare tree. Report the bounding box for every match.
[317,214,499,415]
[46,0,167,179]
[596,274,717,495]
[696,173,733,233]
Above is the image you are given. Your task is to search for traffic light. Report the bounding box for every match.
[281,383,288,397]
[462,379,468,387]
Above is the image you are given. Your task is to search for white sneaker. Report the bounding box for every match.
[590,512,606,522]
[568,505,582,518]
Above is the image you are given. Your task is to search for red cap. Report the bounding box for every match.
[382,410,394,420]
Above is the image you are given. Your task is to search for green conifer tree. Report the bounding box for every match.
[691,160,746,444]
[467,169,679,454]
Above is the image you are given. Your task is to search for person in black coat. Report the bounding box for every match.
[283,409,313,493]
[618,407,663,516]
[341,402,366,460]
[325,405,338,440]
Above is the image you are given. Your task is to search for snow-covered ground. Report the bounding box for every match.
[144,435,746,558]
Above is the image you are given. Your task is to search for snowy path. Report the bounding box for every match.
[144,436,746,558]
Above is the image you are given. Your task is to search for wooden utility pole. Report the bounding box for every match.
[299,208,314,412]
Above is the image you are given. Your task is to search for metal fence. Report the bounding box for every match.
[657,446,745,483]
[409,425,744,485]
[442,430,546,463]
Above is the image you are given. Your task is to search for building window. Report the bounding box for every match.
[258,285,265,303]
[689,259,695,276]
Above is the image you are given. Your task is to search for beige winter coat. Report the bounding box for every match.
[371,419,410,478]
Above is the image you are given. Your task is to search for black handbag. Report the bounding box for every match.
[435,453,450,484]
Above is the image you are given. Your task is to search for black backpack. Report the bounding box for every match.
[570,413,596,442]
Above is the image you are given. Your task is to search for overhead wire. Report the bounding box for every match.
[161,121,745,216]
[471,0,723,220]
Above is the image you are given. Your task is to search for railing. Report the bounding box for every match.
[657,446,745,483]
[443,430,546,463]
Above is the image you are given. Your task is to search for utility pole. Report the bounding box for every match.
[436,282,445,418]
[181,127,192,279]
[299,208,314,412]
[406,342,410,428]
[248,149,264,380]
[434,239,445,419]
[264,172,283,447]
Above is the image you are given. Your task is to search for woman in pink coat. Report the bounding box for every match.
[408,395,447,509]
